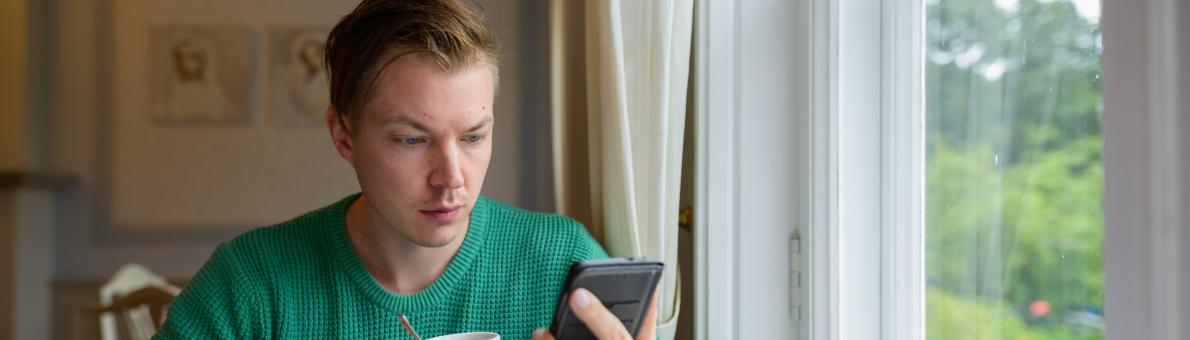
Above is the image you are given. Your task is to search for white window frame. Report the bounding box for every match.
[693,1,739,339]
[693,0,818,338]
[693,0,924,339]
[879,1,925,339]
[836,0,924,340]
[1101,0,1189,338]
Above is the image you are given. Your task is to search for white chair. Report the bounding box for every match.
[96,263,181,340]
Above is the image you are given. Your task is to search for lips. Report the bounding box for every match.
[419,204,463,222]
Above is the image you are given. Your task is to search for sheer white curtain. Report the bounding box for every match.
[549,0,693,338]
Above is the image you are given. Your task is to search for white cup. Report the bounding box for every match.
[426,332,500,340]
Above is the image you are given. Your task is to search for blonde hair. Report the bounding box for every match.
[324,0,499,133]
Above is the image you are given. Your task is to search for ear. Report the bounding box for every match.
[327,107,356,166]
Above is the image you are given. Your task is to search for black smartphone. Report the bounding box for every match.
[549,257,664,340]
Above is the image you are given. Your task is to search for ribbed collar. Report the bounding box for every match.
[326,193,490,315]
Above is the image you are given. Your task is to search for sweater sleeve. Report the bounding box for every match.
[568,218,610,262]
[153,243,268,340]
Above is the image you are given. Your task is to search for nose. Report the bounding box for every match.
[428,143,465,190]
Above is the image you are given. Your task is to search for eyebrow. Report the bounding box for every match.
[466,116,494,133]
[381,116,431,132]
[381,115,493,133]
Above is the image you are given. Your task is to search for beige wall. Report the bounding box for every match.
[13,190,55,340]
[2,1,49,338]
[483,0,525,208]
[1,188,58,340]
[0,192,12,339]
[103,0,360,229]
[0,0,29,170]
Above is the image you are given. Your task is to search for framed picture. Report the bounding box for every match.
[149,26,254,125]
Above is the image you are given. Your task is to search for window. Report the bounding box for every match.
[693,0,1126,338]
[924,0,1104,339]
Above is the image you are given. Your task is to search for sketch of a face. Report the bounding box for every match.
[298,40,324,80]
[150,27,252,125]
[173,40,207,81]
[273,30,330,126]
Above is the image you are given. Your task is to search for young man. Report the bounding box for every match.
[153,0,656,339]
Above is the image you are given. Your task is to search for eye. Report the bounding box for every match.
[463,135,484,143]
[399,137,425,145]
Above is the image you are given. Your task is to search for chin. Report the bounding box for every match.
[408,223,463,248]
[411,236,457,248]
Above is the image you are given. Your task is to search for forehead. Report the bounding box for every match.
[360,54,495,128]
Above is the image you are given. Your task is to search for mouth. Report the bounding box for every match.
[419,204,464,222]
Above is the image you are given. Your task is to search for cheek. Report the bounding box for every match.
[464,145,493,187]
[356,143,427,186]
[468,141,493,165]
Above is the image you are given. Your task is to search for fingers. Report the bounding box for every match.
[569,288,633,339]
[532,328,555,340]
[637,289,660,340]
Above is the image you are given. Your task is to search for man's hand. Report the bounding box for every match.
[532,288,659,340]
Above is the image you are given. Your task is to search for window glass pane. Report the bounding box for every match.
[924,0,1103,339]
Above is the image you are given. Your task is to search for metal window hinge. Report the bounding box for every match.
[790,232,802,322]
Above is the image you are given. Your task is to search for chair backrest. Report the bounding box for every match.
[96,264,181,340]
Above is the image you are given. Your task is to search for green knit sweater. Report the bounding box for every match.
[154,194,608,339]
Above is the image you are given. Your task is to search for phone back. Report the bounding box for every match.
[550,257,664,339]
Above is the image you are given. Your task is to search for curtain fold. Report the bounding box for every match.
[550,0,693,338]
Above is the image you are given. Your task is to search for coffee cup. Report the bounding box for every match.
[426,332,500,340]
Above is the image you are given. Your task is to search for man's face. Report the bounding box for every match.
[332,55,494,248]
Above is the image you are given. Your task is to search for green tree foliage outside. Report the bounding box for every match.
[926,0,1103,338]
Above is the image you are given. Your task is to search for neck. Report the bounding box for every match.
[344,195,468,295]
